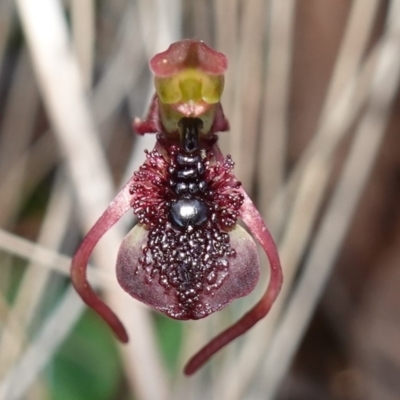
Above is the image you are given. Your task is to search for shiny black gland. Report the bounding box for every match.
[169,118,210,230]
[169,198,209,229]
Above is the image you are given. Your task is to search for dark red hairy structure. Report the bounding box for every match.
[130,148,243,228]
[116,147,259,319]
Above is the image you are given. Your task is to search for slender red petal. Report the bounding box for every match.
[70,180,133,343]
[184,148,283,375]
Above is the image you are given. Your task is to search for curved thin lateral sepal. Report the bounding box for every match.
[70,181,134,343]
[184,187,283,375]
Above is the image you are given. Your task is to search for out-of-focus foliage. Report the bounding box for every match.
[153,314,183,373]
[49,310,121,400]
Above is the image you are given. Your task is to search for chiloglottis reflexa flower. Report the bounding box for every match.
[70,39,283,376]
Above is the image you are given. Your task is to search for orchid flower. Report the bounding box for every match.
[71,39,283,375]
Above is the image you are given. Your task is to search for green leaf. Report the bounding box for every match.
[153,313,182,373]
[47,309,122,400]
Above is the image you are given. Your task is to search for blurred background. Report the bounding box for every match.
[0,0,400,399]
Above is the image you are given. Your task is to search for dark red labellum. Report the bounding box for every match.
[116,145,260,319]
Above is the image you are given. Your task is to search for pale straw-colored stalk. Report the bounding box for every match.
[214,0,239,121]
[0,177,72,376]
[0,133,58,212]
[71,0,95,89]
[0,0,13,69]
[0,2,395,399]
[92,1,145,126]
[225,0,267,189]
[1,2,144,207]
[0,286,86,400]
[258,2,400,396]
[258,0,296,235]
[268,0,381,234]
[0,228,113,287]
[217,1,381,399]
[0,50,39,227]
[12,0,168,398]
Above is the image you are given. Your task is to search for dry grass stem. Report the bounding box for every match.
[14,0,168,398]
[0,2,398,399]
[92,2,143,125]
[0,0,13,69]
[0,287,85,400]
[258,0,296,233]
[0,133,58,214]
[71,0,95,89]
[267,43,380,232]
[319,0,380,121]
[214,0,239,125]
[217,5,382,400]
[0,228,113,286]
[0,177,72,375]
[259,2,400,396]
[0,50,39,227]
[227,0,266,189]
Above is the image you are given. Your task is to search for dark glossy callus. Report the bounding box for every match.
[168,117,209,230]
[169,198,210,228]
